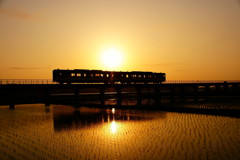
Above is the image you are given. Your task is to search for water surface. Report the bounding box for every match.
[0,104,239,160]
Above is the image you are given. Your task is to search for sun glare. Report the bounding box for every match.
[101,48,123,70]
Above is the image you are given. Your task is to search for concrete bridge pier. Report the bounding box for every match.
[223,82,228,92]
[205,85,210,101]
[45,105,50,112]
[9,104,15,110]
[154,86,161,105]
[233,84,239,93]
[8,88,15,109]
[45,89,50,106]
[137,87,142,106]
[100,88,105,105]
[170,86,175,103]
[74,89,79,96]
[116,87,122,106]
[205,85,210,92]
[194,86,199,102]
[180,86,186,102]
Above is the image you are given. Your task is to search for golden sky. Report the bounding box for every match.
[0,0,240,80]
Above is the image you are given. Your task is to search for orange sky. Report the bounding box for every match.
[0,0,240,80]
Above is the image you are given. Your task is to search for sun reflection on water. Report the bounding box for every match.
[112,108,115,114]
[110,108,117,134]
[110,120,117,134]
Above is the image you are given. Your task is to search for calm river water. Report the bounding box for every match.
[0,104,239,160]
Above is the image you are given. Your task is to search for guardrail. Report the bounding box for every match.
[163,80,240,84]
[0,79,240,85]
[0,79,57,85]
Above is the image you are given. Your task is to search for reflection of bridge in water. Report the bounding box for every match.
[0,80,240,109]
[53,106,164,132]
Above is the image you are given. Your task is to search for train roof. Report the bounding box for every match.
[53,69,164,74]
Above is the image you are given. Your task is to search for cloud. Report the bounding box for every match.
[0,8,41,20]
[175,69,185,72]
[143,63,180,67]
[8,67,51,70]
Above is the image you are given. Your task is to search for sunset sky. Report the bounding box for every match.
[0,0,240,80]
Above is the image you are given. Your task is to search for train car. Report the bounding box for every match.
[53,69,166,84]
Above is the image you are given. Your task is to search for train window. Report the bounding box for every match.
[101,74,103,77]
[84,73,86,77]
[138,75,141,78]
[71,73,75,77]
[106,74,109,77]
[126,74,128,78]
[143,75,146,78]
[59,73,62,76]
[77,73,81,77]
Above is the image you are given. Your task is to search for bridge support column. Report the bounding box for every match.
[136,87,142,106]
[223,82,228,92]
[100,88,105,105]
[116,87,122,106]
[181,86,186,102]
[205,85,210,92]
[8,88,15,109]
[45,89,50,106]
[9,104,15,110]
[154,86,161,105]
[45,105,50,112]
[74,89,79,96]
[216,85,221,92]
[233,84,238,93]
[170,86,175,103]
[194,86,199,102]
[73,89,82,104]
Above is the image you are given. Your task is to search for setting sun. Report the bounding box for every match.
[101,48,123,70]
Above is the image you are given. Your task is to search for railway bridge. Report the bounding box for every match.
[0,80,240,109]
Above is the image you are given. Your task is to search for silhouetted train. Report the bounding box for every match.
[53,69,166,84]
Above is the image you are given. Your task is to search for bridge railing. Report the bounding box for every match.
[0,79,240,85]
[163,80,240,84]
[0,79,57,85]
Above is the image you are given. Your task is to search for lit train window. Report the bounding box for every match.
[143,75,146,78]
[126,74,128,78]
[106,74,109,77]
[71,73,75,77]
[101,74,103,77]
[77,73,81,77]
[84,74,86,77]
[138,75,141,78]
